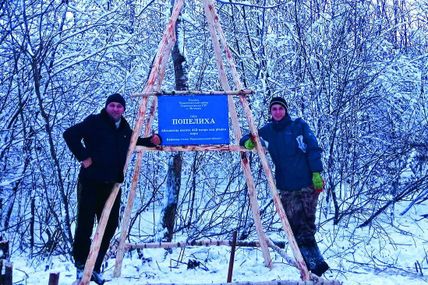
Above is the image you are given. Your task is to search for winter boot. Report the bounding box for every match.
[312,260,330,277]
[75,263,105,285]
[75,263,84,280]
[91,270,105,285]
[76,267,84,280]
[300,245,330,277]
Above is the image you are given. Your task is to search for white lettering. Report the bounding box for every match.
[171,118,216,125]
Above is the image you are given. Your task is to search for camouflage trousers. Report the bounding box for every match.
[279,187,320,247]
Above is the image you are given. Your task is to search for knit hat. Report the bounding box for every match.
[105,93,126,109]
[269,97,288,111]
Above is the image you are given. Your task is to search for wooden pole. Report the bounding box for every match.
[112,0,185,278]
[203,0,272,268]
[112,97,149,278]
[227,231,238,283]
[239,95,310,280]
[80,1,185,283]
[204,0,311,280]
[133,90,253,96]
[113,22,175,279]
[150,280,342,285]
[136,145,248,152]
[125,239,287,249]
[79,182,120,285]
[124,239,302,273]
[266,239,296,267]
[205,1,243,91]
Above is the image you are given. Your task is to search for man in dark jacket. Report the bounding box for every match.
[240,97,329,277]
[63,93,161,284]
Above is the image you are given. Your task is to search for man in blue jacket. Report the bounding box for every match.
[241,97,329,277]
[63,93,161,284]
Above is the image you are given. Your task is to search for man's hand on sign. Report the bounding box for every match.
[81,157,93,168]
[150,134,162,146]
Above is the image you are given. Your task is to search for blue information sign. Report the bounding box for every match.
[158,95,230,145]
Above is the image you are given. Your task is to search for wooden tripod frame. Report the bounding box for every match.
[78,0,310,284]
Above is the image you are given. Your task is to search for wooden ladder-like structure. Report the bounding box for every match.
[78,1,311,284]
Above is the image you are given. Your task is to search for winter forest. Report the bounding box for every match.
[1,0,428,284]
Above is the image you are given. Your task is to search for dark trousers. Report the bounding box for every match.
[73,180,121,272]
[280,187,319,247]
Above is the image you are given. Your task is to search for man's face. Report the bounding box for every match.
[271,104,286,121]
[106,102,125,122]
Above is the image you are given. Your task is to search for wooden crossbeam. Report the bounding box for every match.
[133,89,253,96]
[125,240,287,249]
[150,280,342,285]
[135,145,250,152]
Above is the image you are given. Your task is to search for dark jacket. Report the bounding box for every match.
[63,109,156,183]
[240,115,323,191]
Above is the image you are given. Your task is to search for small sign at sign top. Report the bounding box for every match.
[158,94,230,145]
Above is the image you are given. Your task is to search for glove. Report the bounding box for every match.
[244,138,255,150]
[312,172,324,193]
[150,134,162,146]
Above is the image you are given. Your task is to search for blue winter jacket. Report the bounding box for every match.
[240,115,323,192]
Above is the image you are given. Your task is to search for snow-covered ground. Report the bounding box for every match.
[7,201,428,285]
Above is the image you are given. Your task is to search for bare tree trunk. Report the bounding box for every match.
[30,198,35,254]
[31,54,73,248]
[126,0,136,33]
[185,153,198,228]
[162,153,183,241]
[161,0,188,242]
